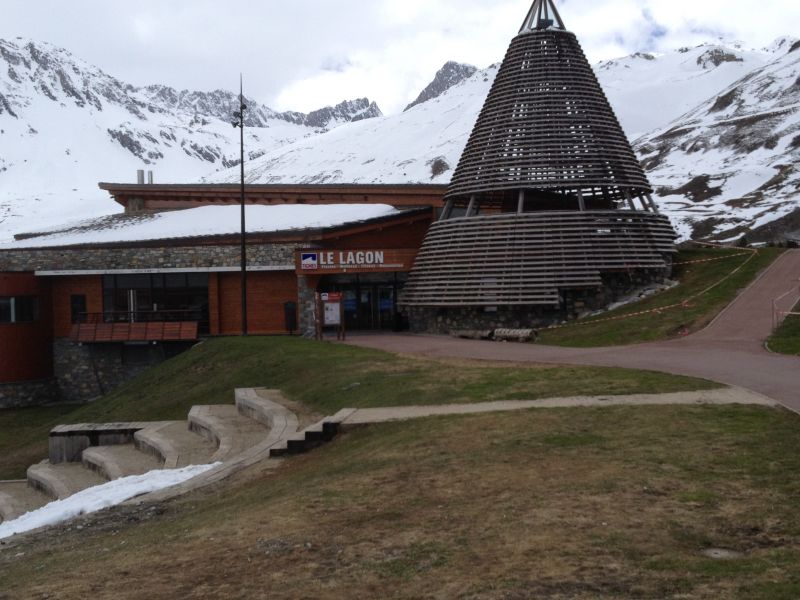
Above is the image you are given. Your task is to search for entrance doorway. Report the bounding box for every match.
[320,273,407,331]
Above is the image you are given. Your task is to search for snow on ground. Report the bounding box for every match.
[1,203,402,248]
[0,463,218,540]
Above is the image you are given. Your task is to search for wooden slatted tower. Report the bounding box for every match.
[402,0,677,331]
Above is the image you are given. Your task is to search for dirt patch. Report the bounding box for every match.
[658,175,723,203]
[709,88,739,113]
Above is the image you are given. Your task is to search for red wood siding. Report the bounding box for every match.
[0,273,53,382]
[217,271,298,335]
[51,276,103,337]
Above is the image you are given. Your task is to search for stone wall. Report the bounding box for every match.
[406,269,670,335]
[53,338,187,403]
[0,379,60,409]
[0,243,295,272]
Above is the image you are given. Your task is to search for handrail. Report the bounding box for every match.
[772,280,800,332]
[75,310,203,325]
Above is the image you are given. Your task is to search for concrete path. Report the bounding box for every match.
[346,250,800,412]
[340,388,777,426]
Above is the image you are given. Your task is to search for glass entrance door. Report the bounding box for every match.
[319,274,406,331]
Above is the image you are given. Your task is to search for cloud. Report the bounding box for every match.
[0,0,797,116]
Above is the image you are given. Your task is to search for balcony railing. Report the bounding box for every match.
[70,310,203,343]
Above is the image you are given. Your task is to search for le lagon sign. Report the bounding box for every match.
[296,248,417,274]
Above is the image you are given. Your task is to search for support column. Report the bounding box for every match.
[624,190,636,211]
[577,190,586,211]
[439,199,454,221]
[517,190,525,213]
[646,193,659,214]
[466,195,477,217]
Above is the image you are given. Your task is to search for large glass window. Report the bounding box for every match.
[101,273,209,333]
[0,296,39,324]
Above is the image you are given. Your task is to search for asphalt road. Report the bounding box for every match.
[347,250,800,412]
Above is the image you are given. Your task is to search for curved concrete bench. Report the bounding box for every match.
[81,444,162,481]
[188,404,272,462]
[139,390,303,503]
[134,421,215,469]
[0,481,49,522]
[27,461,106,500]
[235,388,299,437]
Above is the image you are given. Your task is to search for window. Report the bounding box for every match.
[0,296,39,323]
[70,294,87,324]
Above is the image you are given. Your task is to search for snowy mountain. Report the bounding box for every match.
[0,38,382,240]
[2,36,799,243]
[207,39,800,242]
[635,40,800,241]
[404,62,479,112]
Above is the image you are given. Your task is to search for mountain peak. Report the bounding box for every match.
[404,61,478,112]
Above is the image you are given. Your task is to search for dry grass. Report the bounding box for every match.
[3,404,800,599]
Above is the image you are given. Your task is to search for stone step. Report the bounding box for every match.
[27,461,107,500]
[81,444,163,481]
[0,481,50,523]
[269,409,356,458]
[235,388,299,435]
[188,405,271,462]
[134,421,217,468]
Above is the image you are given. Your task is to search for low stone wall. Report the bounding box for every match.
[0,379,60,409]
[406,269,669,335]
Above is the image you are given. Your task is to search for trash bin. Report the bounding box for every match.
[283,301,297,334]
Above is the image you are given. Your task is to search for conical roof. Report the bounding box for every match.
[446,0,651,208]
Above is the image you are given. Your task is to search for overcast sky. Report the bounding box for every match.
[1,0,796,115]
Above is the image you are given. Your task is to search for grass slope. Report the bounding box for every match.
[0,337,716,479]
[3,404,800,599]
[768,301,800,355]
[539,247,783,347]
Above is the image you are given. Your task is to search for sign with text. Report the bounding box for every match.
[296,249,417,274]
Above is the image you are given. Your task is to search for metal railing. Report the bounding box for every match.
[76,309,205,325]
[772,281,800,332]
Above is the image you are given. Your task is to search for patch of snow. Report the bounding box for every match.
[2,203,402,248]
[0,463,218,540]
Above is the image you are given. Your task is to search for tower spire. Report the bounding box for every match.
[519,0,566,33]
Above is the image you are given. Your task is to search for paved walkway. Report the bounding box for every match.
[347,250,800,412]
[340,388,777,426]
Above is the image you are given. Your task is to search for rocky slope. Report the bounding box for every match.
[404,62,478,112]
[635,40,800,241]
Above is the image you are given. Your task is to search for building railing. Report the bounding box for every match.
[75,309,204,325]
[772,281,800,332]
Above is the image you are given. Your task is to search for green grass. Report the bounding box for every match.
[539,247,783,347]
[0,336,717,479]
[768,301,800,355]
[3,403,800,599]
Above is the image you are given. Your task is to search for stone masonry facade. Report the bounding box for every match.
[0,379,60,409]
[406,268,670,335]
[0,242,296,272]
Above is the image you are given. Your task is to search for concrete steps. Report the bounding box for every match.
[134,421,216,468]
[0,481,50,523]
[2,388,311,525]
[269,408,356,457]
[27,461,107,500]
[188,404,272,462]
[82,444,163,481]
